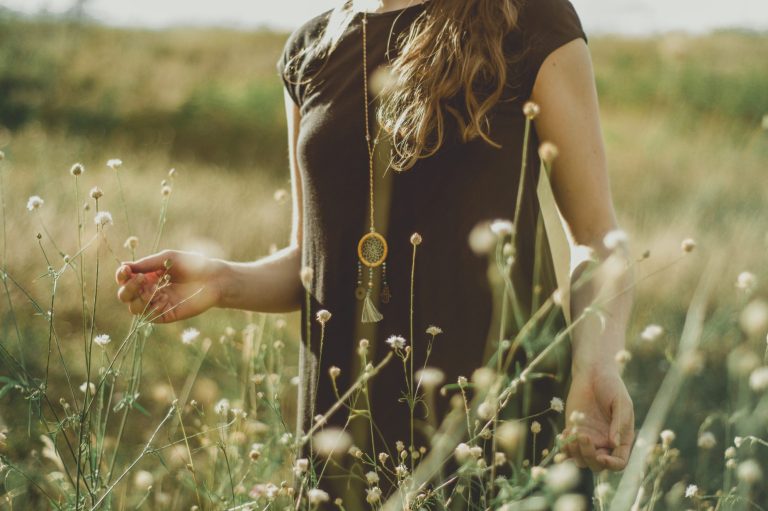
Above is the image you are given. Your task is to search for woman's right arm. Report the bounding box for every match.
[115,90,305,321]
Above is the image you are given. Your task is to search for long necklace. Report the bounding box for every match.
[355,10,390,323]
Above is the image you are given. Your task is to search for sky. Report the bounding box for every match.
[1,0,767,35]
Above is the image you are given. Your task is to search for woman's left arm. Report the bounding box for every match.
[530,38,635,472]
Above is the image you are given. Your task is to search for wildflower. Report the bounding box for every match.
[307,488,330,505]
[181,328,200,344]
[681,238,696,253]
[106,158,123,170]
[725,446,736,459]
[538,141,559,164]
[94,211,113,227]
[749,366,768,392]
[161,185,172,196]
[569,410,586,425]
[426,325,442,336]
[365,471,379,485]
[471,367,497,391]
[640,324,664,342]
[727,458,737,469]
[553,494,586,511]
[249,444,262,461]
[316,309,332,324]
[740,300,768,337]
[468,221,497,255]
[494,452,507,466]
[273,189,288,203]
[660,429,676,448]
[366,486,382,504]
[94,334,111,346]
[133,470,154,489]
[386,335,407,350]
[415,367,445,391]
[214,398,230,416]
[736,271,757,292]
[734,436,743,448]
[531,466,547,481]
[70,163,85,176]
[300,266,313,288]
[496,421,524,454]
[523,101,540,120]
[293,458,309,475]
[490,219,514,238]
[531,421,542,434]
[603,229,628,251]
[329,366,341,380]
[26,196,44,211]
[684,484,698,498]
[698,432,716,449]
[546,461,580,493]
[614,349,632,366]
[378,452,389,464]
[124,236,139,250]
[89,187,103,200]
[410,232,422,246]
[595,482,612,500]
[550,397,564,413]
[477,400,496,420]
[80,382,96,394]
[736,459,763,484]
[395,464,409,478]
[312,428,353,458]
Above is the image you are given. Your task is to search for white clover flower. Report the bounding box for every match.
[640,324,664,342]
[603,229,629,251]
[684,484,698,498]
[698,432,717,449]
[490,219,514,238]
[94,334,111,346]
[749,366,768,392]
[316,309,332,324]
[94,211,113,227]
[385,335,407,350]
[214,398,230,416]
[27,195,44,211]
[550,397,564,413]
[181,328,200,345]
[106,158,123,170]
[736,271,757,292]
[307,489,330,505]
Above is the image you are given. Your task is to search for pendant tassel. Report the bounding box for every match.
[361,288,383,323]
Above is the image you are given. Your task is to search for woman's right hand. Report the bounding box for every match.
[115,250,225,323]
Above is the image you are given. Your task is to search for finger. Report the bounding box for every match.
[576,433,606,472]
[126,251,173,275]
[597,453,628,471]
[610,396,634,449]
[115,264,132,285]
[117,275,145,304]
[128,296,147,315]
[561,430,586,469]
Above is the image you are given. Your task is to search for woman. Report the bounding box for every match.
[115,0,635,506]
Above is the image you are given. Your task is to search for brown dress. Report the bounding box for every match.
[278,0,593,506]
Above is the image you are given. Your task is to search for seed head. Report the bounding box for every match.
[161,185,172,196]
[603,229,629,251]
[523,101,541,119]
[550,397,564,413]
[426,325,442,336]
[681,238,696,253]
[312,428,353,458]
[94,334,111,346]
[530,421,542,434]
[26,195,44,211]
[386,335,407,351]
[181,328,201,344]
[124,236,139,250]
[736,271,757,293]
[307,489,330,505]
[299,266,313,288]
[329,366,341,379]
[94,211,113,227]
[660,429,676,448]
[684,484,698,498]
[315,309,332,324]
[106,158,123,170]
[538,141,559,164]
[70,163,85,176]
[490,219,514,238]
[365,487,382,504]
[737,459,762,485]
[640,324,664,342]
[89,187,103,200]
[410,232,422,246]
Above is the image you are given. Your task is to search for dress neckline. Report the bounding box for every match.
[356,1,428,18]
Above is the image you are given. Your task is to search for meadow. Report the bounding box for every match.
[0,11,767,510]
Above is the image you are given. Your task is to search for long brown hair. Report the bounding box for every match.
[284,0,522,171]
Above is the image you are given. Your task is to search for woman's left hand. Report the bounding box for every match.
[562,369,635,472]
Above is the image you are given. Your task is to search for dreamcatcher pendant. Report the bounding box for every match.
[356,229,390,323]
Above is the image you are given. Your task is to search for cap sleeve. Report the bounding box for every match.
[520,0,588,94]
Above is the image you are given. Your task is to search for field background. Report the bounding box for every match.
[1,9,767,508]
